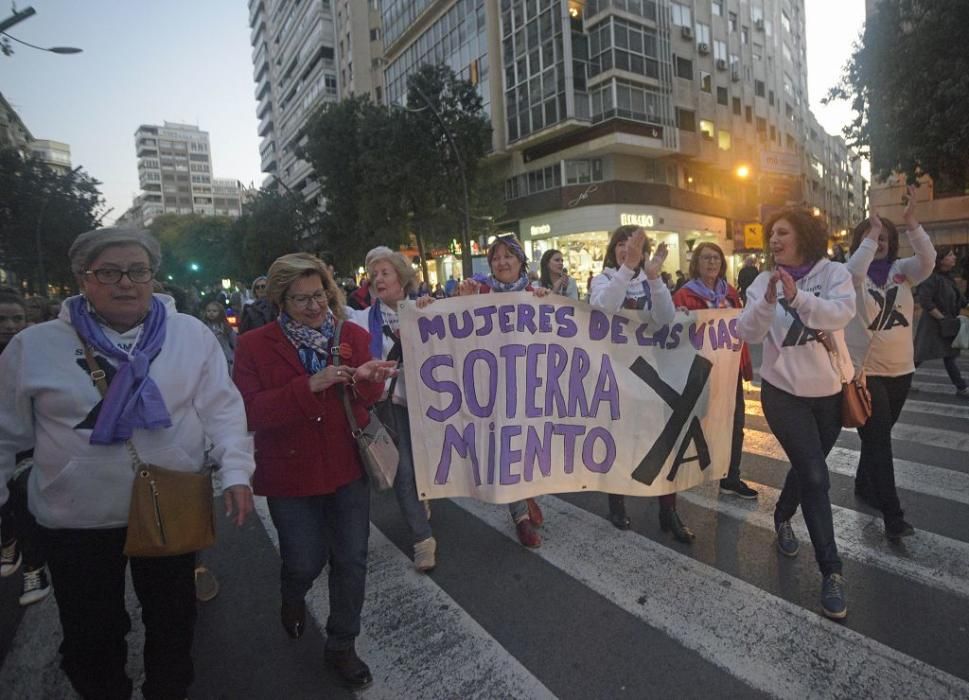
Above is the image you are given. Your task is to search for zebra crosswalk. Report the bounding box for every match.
[0,359,967,698]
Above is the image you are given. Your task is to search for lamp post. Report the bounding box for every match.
[408,84,474,280]
[1,6,83,56]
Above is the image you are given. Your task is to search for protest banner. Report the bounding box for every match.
[399,294,742,504]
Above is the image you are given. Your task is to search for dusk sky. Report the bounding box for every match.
[2,1,866,225]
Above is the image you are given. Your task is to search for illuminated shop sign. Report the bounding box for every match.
[530,224,551,235]
[620,213,655,227]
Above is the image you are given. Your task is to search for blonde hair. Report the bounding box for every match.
[267,253,347,321]
[365,246,417,295]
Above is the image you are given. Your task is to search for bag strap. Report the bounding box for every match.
[74,329,147,471]
[332,321,364,438]
[815,330,849,385]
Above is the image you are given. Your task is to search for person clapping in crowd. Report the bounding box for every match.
[536,249,579,299]
[914,246,969,397]
[737,209,855,620]
[673,243,758,500]
[588,226,691,541]
[233,253,396,690]
[457,235,551,548]
[349,247,437,572]
[0,227,255,699]
[846,191,935,540]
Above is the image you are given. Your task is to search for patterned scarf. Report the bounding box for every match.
[278,310,336,374]
[684,278,729,308]
[484,274,530,293]
[69,295,172,445]
[867,258,895,287]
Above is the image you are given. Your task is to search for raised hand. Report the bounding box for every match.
[902,183,919,229]
[623,228,647,271]
[776,267,798,302]
[644,242,669,280]
[867,208,884,241]
[457,279,480,296]
[765,271,780,304]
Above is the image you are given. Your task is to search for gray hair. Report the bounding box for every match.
[365,246,417,295]
[69,227,162,277]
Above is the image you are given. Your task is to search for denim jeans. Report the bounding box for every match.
[856,373,913,523]
[393,404,433,543]
[40,526,196,700]
[724,378,747,484]
[267,477,370,651]
[761,381,843,577]
[943,356,967,391]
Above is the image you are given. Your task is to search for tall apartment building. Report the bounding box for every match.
[134,122,214,225]
[29,139,72,174]
[0,92,33,156]
[381,0,866,288]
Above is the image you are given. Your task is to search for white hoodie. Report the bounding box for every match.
[844,226,935,377]
[589,265,676,324]
[737,259,856,397]
[0,294,255,529]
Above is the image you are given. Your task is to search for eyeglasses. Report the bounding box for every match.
[698,255,723,263]
[287,291,327,308]
[253,284,267,290]
[84,267,154,284]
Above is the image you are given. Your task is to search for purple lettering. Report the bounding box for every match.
[728,318,742,350]
[524,344,546,418]
[716,318,732,350]
[667,323,683,349]
[611,315,630,344]
[517,304,537,334]
[635,322,657,346]
[523,423,554,481]
[590,355,620,420]
[544,344,569,416]
[582,427,616,474]
[555,306,578,338]
[421,355,461,421]
[434,423,480,485]
[499,425,523,485]
[463,350,497,418]
[418,315,446,342]
[498,304,515,333]
[448,310,475,339]
[689,321,706,351]
[553,423,586,473]
[708,321,720,350]
[499,344,527,418]
[589,310,609,341]
[538,304,554,333]
[487,422,497,484]
[567,348,591,417]
[474,305,498,336]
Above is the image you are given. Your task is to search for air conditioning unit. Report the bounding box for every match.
[698,42,710,54]
[755,18,765,30]
[681,25,694,39]
[716,58,727,70]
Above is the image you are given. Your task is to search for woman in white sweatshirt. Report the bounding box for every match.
[588,226,691,541]
[737,208,856,620]
[845,192,935,541]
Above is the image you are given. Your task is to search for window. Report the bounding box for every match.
[755,79,766,97]
[676,108,696,131]
[700,71,712,92]
[732,96,741,115]
[752,42,763,62]
[712,0,723,16]
[782,10,792,33]
[769,89,775,106]
[783,43,793,63]
[769,125,776,141]
[728,12,737,31]
[565,159,603,185]
[671,3,691,26]
[695,22,710,45]
[784,72,795,96]
[717,86,728,105]
[699,119,715,140]
[675,55,693,79]
[756,116,767,132]
[714,40,727,61]
[718,130,731,150]
[741,26,749,44]
[745,105,752,123]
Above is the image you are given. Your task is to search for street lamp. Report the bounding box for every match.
[0,6,82,55]
[735,164,751,179]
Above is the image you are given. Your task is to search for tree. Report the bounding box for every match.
[232,186,321,278]
[149,214,242,288]
[825,0,969,193]
[0,148,105,294]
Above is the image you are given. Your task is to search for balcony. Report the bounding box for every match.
[258,114,275,138]
[261,148,278,173]
[257,95,273,119]
[255,76,271,102]
[248,0,264,29]
[253,43,269,81]
[136,141,158,157]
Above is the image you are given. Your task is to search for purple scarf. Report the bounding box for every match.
[777,261,815,281]
[70,295,172,445]
[368,302,384,359]
[684,278,729,308]
[867,258,895,287]
[484,274,530,293]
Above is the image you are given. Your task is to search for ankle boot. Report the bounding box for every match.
[659,506,695,543]
[607,494,631,530]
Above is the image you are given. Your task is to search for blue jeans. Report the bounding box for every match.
[267,477,370,650]
[761,381,843,577]
[943,356,967,391]
[393,404,433,543]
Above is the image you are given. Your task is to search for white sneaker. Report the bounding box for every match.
[413,537,437,573]
[19,565,52,606]
[0,540,21,577]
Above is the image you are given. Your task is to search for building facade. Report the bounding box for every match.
[134,122,214,225]
[29,139,72,174]
[380,0,865,291]
[0,92,33,156]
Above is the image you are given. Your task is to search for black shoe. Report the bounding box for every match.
[325,645,373,690]
[608,510,631,530]
[281,601,305,639]
[659,508,695,543]
[720,479,759,499]
[885,519,915,543]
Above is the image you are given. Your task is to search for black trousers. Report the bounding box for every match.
[40,526,196,700]
[0,467,44,569]
[856,373,913,524]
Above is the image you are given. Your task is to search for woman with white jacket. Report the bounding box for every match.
[588,226,691,541]
[737,208,856,620]
[844,191,935,541]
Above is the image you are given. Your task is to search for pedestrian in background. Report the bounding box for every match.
[536,248,579,299]
[233,253,396,690]
[201,300,237,373]
[23,296,50,325]
[240,276,275,333]
[673,242,758,501]
[0,227,255,699]
[737,255,760,304]
[914,246,969,397]
[737,208,855,620]
[845,192,935,541]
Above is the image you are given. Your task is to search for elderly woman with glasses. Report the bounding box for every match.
[673,242,757,501]
[233,253,396,690]
[0,227,255,700]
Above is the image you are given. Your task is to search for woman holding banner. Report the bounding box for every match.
[588,226,693,542]
[348,246,437,572]
[673,242,758,501]
[737,208,855,620]
[457,235,550,548]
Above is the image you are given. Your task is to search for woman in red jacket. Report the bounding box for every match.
[233,253,396,691]
[456,235,550,548]
[673,242,758,499]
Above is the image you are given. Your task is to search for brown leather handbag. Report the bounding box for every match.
[818,330,873,429]
[79,341,215,557]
